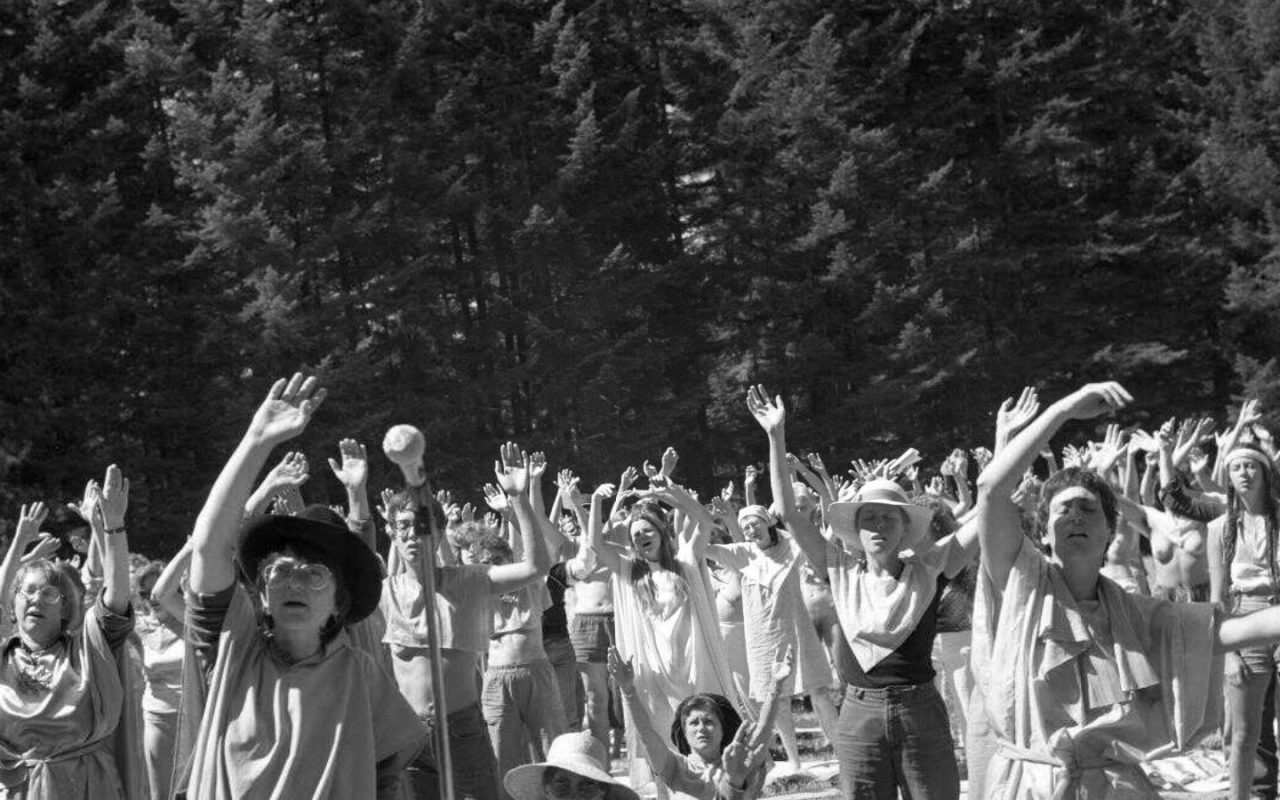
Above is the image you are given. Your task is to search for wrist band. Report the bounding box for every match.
[105,526,127,536]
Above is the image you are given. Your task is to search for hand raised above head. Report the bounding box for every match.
[99,464,129,529]
[248,373,327,446]
[493,441,528,496]
[327,439,367,489]
[1061,382,1132,420]
[746,384,785,433]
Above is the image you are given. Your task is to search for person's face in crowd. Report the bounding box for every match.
[391,509,426,564]
[260,553,338,635]
[1045,486,1112,567]
[542,766,606,800]
[559,515,580,539]
[856,503,907,555]
[682,707,724,761]
[793,486,818,521]
[14,573,64,646]
[1230,458,1263,501]
[740,516,772,551]
[630,518,664,562]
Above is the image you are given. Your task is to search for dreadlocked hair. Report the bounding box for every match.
[1221,446,1280,599]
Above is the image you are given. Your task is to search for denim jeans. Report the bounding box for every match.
[406,703,501,800]
[1228,594,1280,800]
[836,682,959,800]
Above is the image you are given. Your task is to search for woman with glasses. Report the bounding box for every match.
[181,374,423,799]
[0,465,146,800]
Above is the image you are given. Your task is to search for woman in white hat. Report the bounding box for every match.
[504,730,638,800]
[746,385,978,799]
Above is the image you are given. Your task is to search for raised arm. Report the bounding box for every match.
[96,464,132,615]
[747,385,826,578]
[244,451,310,521]
[190,374,327,595]
[0,503,49,623]
[1214,399,1261,485]
[994,387,1041,455]
[484,442,551,591]
[328,439,375,550]
[151,539,193,621]
[976,382,1132,591]
[609,647,679,780]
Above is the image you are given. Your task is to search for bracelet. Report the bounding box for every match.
[105,526,127,536]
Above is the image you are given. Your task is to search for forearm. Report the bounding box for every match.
[1219,605,1280,652]
[100,530,132,614]
[766,430,825,569]
[153,540,192,619]
[243,478,280,520]
[345,484,375,550]
[512,494,550,575]
[620,685,676,778]
[191,435,276,593]
[1122,452,1139,502]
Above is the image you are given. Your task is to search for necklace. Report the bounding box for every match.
[11,641,61,693]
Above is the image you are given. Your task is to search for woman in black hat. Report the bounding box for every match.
[180,374,423,800]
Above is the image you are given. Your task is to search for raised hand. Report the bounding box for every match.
[806,452,826,472]
[743,464,758,487]
[267,451,310,490]
[1061,444,1087,470]
[248,373,327,446]
[493,441,529,496]
[327,439,368,490]
[926,476,946,497]
[997,386,1041,442]
[721,480,735,503]
[746,384,786,434]
[376,488,396,521]
[606,646,634,690]
[971,447,994,472]
[99,464,129,529]
[483,483,510,513]
[67,480,101,524]
[526,451,548,481]
[594,483,616,500]
[619,466,639,492]
[1061,382,1132,420]
[1128,429,1158,454]
[271,485,304,516]
[642,460,660,482]
[1088,424,1126,474]
[460,503,476,524]
[484,511,502,529]
[661,447,679,479]
[1238,399,1263,429]
[1189,447,1210,474]
[22,533,60,563]
[15,502,49,544]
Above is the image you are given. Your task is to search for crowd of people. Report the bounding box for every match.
[8,372,1280,800]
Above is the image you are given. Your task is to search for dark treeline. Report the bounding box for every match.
[3,0,1279,555]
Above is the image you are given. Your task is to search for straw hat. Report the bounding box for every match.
[504,732,639,800]
[825,479,935,552]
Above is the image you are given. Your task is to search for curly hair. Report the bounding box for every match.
[1035,467,1118,554]
[670,693,742,756]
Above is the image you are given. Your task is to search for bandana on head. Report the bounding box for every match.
[737,504,774,530]
[1226,447,1272,471]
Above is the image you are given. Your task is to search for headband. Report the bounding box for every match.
[737,504,774,529]
[1226,448,1272,470]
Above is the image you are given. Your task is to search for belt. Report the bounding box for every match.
[846,682,936,700]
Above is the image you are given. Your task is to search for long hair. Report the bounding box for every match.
[626,502,684,613]
[1221,446,1280,599]
[670,694,742,756]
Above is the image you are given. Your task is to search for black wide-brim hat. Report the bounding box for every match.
[238,505,383,625]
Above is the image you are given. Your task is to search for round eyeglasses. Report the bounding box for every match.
[17,585,63,605]
[262,561,333,591]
